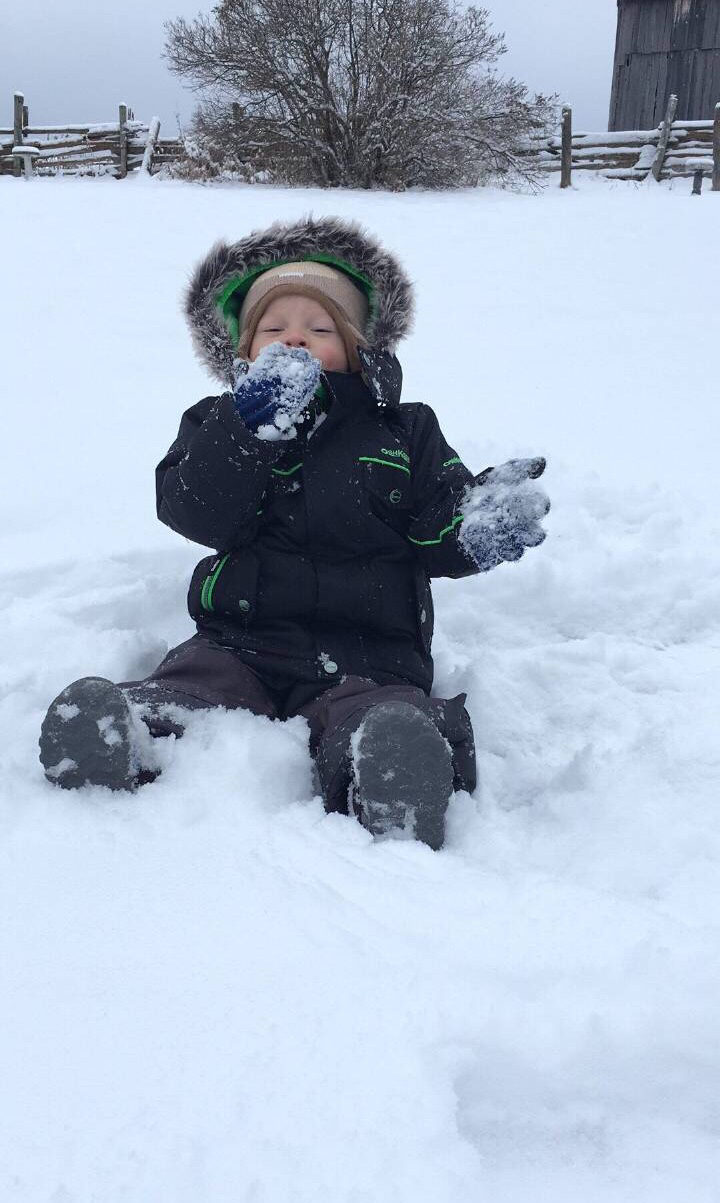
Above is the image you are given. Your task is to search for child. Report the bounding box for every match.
[39,216,549,850]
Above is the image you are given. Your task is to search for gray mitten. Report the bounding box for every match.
[458,457,550,571]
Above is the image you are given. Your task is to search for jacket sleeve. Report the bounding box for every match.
[156,393,286,550]
[407,404,482,579]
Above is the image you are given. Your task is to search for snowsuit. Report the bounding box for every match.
[125,218,482,808]
[156,362,480,691]
[126,352,481,806]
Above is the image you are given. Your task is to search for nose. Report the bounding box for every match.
[283,330,307,348]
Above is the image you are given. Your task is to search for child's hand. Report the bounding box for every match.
[458,457,550,571]
[233,343,323,441]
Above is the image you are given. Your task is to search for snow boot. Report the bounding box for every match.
[39,676,139,791]
[350,701,453,851]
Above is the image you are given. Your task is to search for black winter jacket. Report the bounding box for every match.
[156,362,481,694]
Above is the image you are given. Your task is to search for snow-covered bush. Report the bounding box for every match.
[158,118,272,184]
[164,0,557,189]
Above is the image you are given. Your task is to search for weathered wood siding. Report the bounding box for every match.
[609,0,720,130]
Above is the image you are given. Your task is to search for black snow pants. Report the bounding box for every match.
[121,634,476,813]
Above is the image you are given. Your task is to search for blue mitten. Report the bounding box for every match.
[458,457,550,571]
[233,343,323,441]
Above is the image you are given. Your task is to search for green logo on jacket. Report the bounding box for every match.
[380,447,410,464]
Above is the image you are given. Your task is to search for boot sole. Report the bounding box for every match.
[39,677,136,791]
[352,701,453,850]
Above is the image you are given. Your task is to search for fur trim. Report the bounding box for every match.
[184,215,415,385]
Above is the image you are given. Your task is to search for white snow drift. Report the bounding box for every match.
[1,173,719,1203]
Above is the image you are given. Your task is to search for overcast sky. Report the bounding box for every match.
[1,1,617,135]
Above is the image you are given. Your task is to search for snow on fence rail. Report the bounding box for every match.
[1,93,184,179]
[530,98,720,188]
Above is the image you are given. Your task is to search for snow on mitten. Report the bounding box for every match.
[233,343,323,441]
[458,457,550,571]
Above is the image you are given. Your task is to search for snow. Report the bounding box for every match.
[13,145,111,162]
[43,756,78,780]
[96,714,122,747]
[635,143,658,171]
[674,119,719,130]
[1,172,720,1202]
[547,129,661,148]
[140,117,161,174]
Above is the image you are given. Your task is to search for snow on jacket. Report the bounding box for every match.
[156,217,481,693]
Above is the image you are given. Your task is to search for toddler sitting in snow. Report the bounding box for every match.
[39,216,549,849]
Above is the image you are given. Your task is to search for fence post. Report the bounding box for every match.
[13,91,24,177]
[118,102,128,178]
[14,147,39,180]
[713,102,720,192]
[140,116,161,174]
[560,106,572,188]
[650,93,678,182]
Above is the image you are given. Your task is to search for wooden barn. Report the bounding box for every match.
[609,0,720,130]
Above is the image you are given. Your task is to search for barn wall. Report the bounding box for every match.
[609,0,720,129]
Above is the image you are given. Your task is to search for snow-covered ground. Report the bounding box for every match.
[1,173,719,1202]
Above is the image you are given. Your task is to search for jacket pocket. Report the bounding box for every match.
[360,458,412,531]
[188,550,259,623]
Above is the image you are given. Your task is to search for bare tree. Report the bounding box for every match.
[165,0,556,188]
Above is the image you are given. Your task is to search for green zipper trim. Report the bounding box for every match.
[201,553,230,612]
[200,575,210,612]
[271,462,303,477]
[443,457,462,468]
[408,515,464,546]
[359,457,411,475]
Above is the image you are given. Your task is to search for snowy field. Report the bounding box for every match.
[1,172,719,1202]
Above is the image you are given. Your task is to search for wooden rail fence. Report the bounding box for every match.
[7,89,720,189]
[1,92,184,179]
[530,97,720,189]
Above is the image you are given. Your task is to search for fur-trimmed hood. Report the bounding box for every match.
[184,215,415,386]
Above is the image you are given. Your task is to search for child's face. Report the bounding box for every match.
[248,294,349,372]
